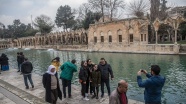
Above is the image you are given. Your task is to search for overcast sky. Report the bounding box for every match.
[0,0,186,27]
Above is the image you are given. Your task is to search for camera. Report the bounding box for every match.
[141,69,144,72]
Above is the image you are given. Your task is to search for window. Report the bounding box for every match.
[141,34,143,41]
[130,34,133,42]
[94,37,97,43]
[109,36,112,42]
[144,34,146,41]
[119,35,122,42]
[101,36,104,42]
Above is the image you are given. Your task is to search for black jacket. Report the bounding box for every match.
[79,67,88,82]
[19,55,25,64]
[98,62,114,80]
[21,61,33,74]
[42,73,62,103]
[0,54,9,65]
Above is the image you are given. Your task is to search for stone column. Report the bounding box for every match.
[174,29,177,44]
[155,31,158,44]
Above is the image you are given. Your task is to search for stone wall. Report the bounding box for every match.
[0,18,182,54]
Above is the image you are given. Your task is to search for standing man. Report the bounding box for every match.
[60,59,77,98]
[109,80,128,104]
[137,65,166,104]
[21,58,34,89]
[19,52,25,73]
[98,58,114,97]
[17,52,21,72]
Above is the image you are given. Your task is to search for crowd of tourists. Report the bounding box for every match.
[0,52,166,104]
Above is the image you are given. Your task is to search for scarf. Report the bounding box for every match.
[46,65,56,75]
[120,93,127,104]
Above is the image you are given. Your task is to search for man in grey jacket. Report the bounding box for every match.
[109,80,128,104]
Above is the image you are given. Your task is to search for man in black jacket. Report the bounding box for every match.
[98,58,114,98]
[21,58,34,89]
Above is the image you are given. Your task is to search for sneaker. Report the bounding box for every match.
[83,97,89,101]
[17,70,20,72]
[68,95,72,98]
[32,85,34,88]
[96,96,99,99]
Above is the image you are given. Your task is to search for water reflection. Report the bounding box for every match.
[1,49,186,103]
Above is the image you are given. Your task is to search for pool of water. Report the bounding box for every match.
[1,48,186,103]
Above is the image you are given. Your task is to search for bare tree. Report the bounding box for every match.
[127,0,150,18]
[88,0,106,22]
[88,0,125,22]
[77,3,91,21]
[106,0,125,21]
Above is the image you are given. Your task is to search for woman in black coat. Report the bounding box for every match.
[79,61,89,101]
[42,65,62,104]
[0,53,9,71]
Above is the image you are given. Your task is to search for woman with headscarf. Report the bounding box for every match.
[42,65,62,104]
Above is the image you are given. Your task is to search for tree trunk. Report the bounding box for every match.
[101,0,104,22]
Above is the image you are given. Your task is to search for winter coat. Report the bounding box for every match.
[79,67,88,83]
[90,70,101,87]
[42,73,62,103]
[17,55,21,64]
[60,61,77,80]
[109,89,128,104]
[21,61,33,74]
[137,73,166,103]
[0,54,9,65]
[19,55,25,64]
[98,62,114,80]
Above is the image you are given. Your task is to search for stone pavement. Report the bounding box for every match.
[0,69,144,104]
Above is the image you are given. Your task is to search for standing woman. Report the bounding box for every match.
[42,65,62,104]
[79,61,89,101]
[90,64,101,99]
[1,53,9,71]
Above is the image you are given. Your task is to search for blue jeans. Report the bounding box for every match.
[23,74,34,87]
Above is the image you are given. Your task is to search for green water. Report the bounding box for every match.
[1,48,186,104]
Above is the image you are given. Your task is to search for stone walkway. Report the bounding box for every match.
[0,69,144,104]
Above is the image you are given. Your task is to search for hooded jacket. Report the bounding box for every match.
[60,61,77,80]
[21,61,33,74]
[137,73,166,103]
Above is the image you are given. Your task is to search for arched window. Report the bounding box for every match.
[117,30,122,42]
[100,32,104,43]
[93,32,97,43]
[108,31,112,43]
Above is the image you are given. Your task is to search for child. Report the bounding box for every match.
[90,64,101,99]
